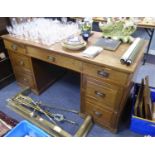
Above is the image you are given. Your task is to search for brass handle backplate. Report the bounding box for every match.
[94,111,102,117]
[95,91,105,98]
[23,78,28,82]
[47,56,55,62]
[97,70,109,78]
[11,44,18,51]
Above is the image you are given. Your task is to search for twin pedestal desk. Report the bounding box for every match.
[1,32,147,132]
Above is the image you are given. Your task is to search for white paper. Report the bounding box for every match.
[82,46,103,58]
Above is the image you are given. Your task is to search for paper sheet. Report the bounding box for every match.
[82,46,103,58]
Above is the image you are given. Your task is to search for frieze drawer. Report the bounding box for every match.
[27,46,82,72]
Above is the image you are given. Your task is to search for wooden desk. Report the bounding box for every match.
[1,32,147,132]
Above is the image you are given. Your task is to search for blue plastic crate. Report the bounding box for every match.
[130,84,155,136]
[130,115,155,136]
[5,120,50,137]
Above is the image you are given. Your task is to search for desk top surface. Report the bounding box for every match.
[2,32,147,74]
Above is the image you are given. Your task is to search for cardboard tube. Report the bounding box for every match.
[126,40,144,65]
[120,38,141,63]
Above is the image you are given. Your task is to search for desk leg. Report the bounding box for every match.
[142,28,154,65]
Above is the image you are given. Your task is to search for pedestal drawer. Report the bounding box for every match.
[83,63,129,85]
[4,40,26,54]
[15,72,34,88]
[83,77,123,110]
[9,52,32,71]
[85,101,115,127]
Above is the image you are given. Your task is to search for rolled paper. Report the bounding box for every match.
[120,58,126,64]
[126,59,132,66]
[126,39,145,65]
[120,37,141,63]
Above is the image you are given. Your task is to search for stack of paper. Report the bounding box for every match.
[82,46,103,58]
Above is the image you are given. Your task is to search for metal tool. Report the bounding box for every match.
[31,101,57,125]
[30,109,37,118]
[12,95,57,124]
[7,98,72,137]
[37,101,79,114]
[12,94,78,125]
[14,91,80,115]
[6,87,94,137]
[45,111,78,125]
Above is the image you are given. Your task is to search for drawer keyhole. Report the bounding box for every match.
[97,70,109,78]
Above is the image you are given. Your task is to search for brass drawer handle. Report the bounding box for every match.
[23,78,28,82]
[97,70,109,78]
[47,56,55,62]
[94,111,102,117]
[95,91,105,98]
[11,44,18,51]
